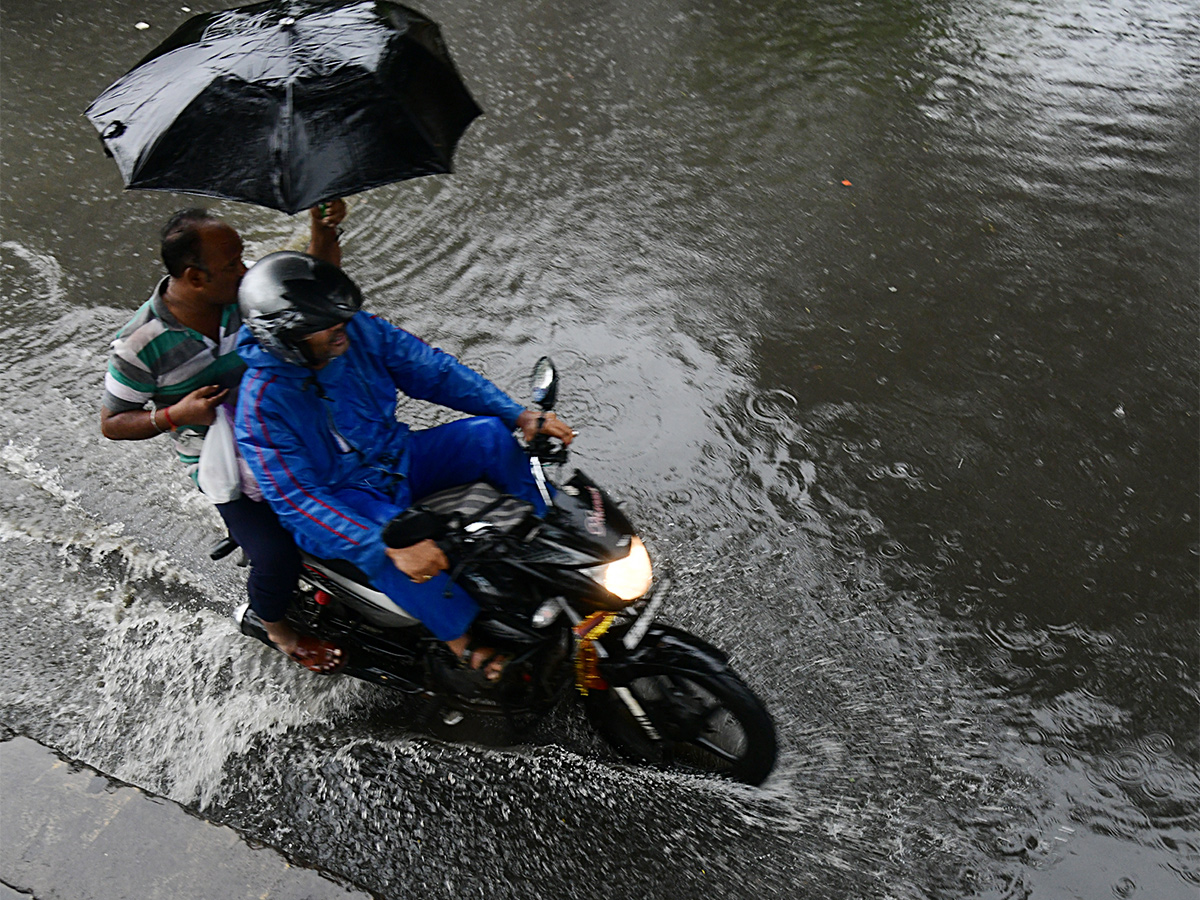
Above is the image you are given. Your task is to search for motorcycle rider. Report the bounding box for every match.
[101,204,348,674]
[234,251,575,677]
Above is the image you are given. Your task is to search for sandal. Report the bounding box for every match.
[289,635,347,675]
[457,642,510,683]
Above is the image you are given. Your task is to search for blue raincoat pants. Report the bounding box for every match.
[334,416,545,640]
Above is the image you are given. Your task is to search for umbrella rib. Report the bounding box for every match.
[280,77,293,210]
[278,16,296,212]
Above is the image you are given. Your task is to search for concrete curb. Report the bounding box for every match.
[1,732,374,900]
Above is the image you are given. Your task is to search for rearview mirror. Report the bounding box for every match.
[530,356,558,410]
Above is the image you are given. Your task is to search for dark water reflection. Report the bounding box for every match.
[2,0,1196,898]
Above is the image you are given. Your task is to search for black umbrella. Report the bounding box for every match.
[85,0,481,214]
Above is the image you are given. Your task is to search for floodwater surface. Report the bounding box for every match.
[1,1,1196,898]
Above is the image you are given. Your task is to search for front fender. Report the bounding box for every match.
[595,622,731,683]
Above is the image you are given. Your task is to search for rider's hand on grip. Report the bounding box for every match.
[382,507,444,548]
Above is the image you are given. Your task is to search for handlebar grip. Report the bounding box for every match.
[381,507,444,549]
[528,434,569,464]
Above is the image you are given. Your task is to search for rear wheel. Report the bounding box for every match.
[585,667,777,785]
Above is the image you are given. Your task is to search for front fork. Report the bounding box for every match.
[570,578,698,743]
[573,609,664,742]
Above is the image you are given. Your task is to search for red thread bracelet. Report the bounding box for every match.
[163,405,177,430]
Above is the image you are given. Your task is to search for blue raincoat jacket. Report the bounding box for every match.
[234,312,524,590]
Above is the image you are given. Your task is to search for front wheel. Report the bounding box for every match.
[585,666,777,785]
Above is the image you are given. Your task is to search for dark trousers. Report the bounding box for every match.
[215,495,301,622]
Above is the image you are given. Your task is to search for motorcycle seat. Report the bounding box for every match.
[308,555,374,587]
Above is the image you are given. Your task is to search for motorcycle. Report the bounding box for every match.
[217,358,777,785]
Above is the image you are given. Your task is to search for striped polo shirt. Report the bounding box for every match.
[103,278,245,479]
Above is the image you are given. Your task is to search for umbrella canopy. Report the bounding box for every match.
[85,0,481,214]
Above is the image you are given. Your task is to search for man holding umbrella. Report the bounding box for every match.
[100,201,349,673]
[89,0,485,674]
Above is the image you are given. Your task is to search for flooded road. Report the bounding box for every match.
[2,0,1196,898]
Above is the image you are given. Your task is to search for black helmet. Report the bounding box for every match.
[238,251,363,366]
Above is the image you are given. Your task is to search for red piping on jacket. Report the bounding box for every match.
[243,371,367,546]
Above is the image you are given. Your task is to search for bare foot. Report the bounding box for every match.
[444,634,509,681]
[288,635,345,674]
[263,617,300,655]
[263,618,344,673]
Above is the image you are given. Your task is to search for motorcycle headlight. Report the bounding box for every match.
[591,536,653,601]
